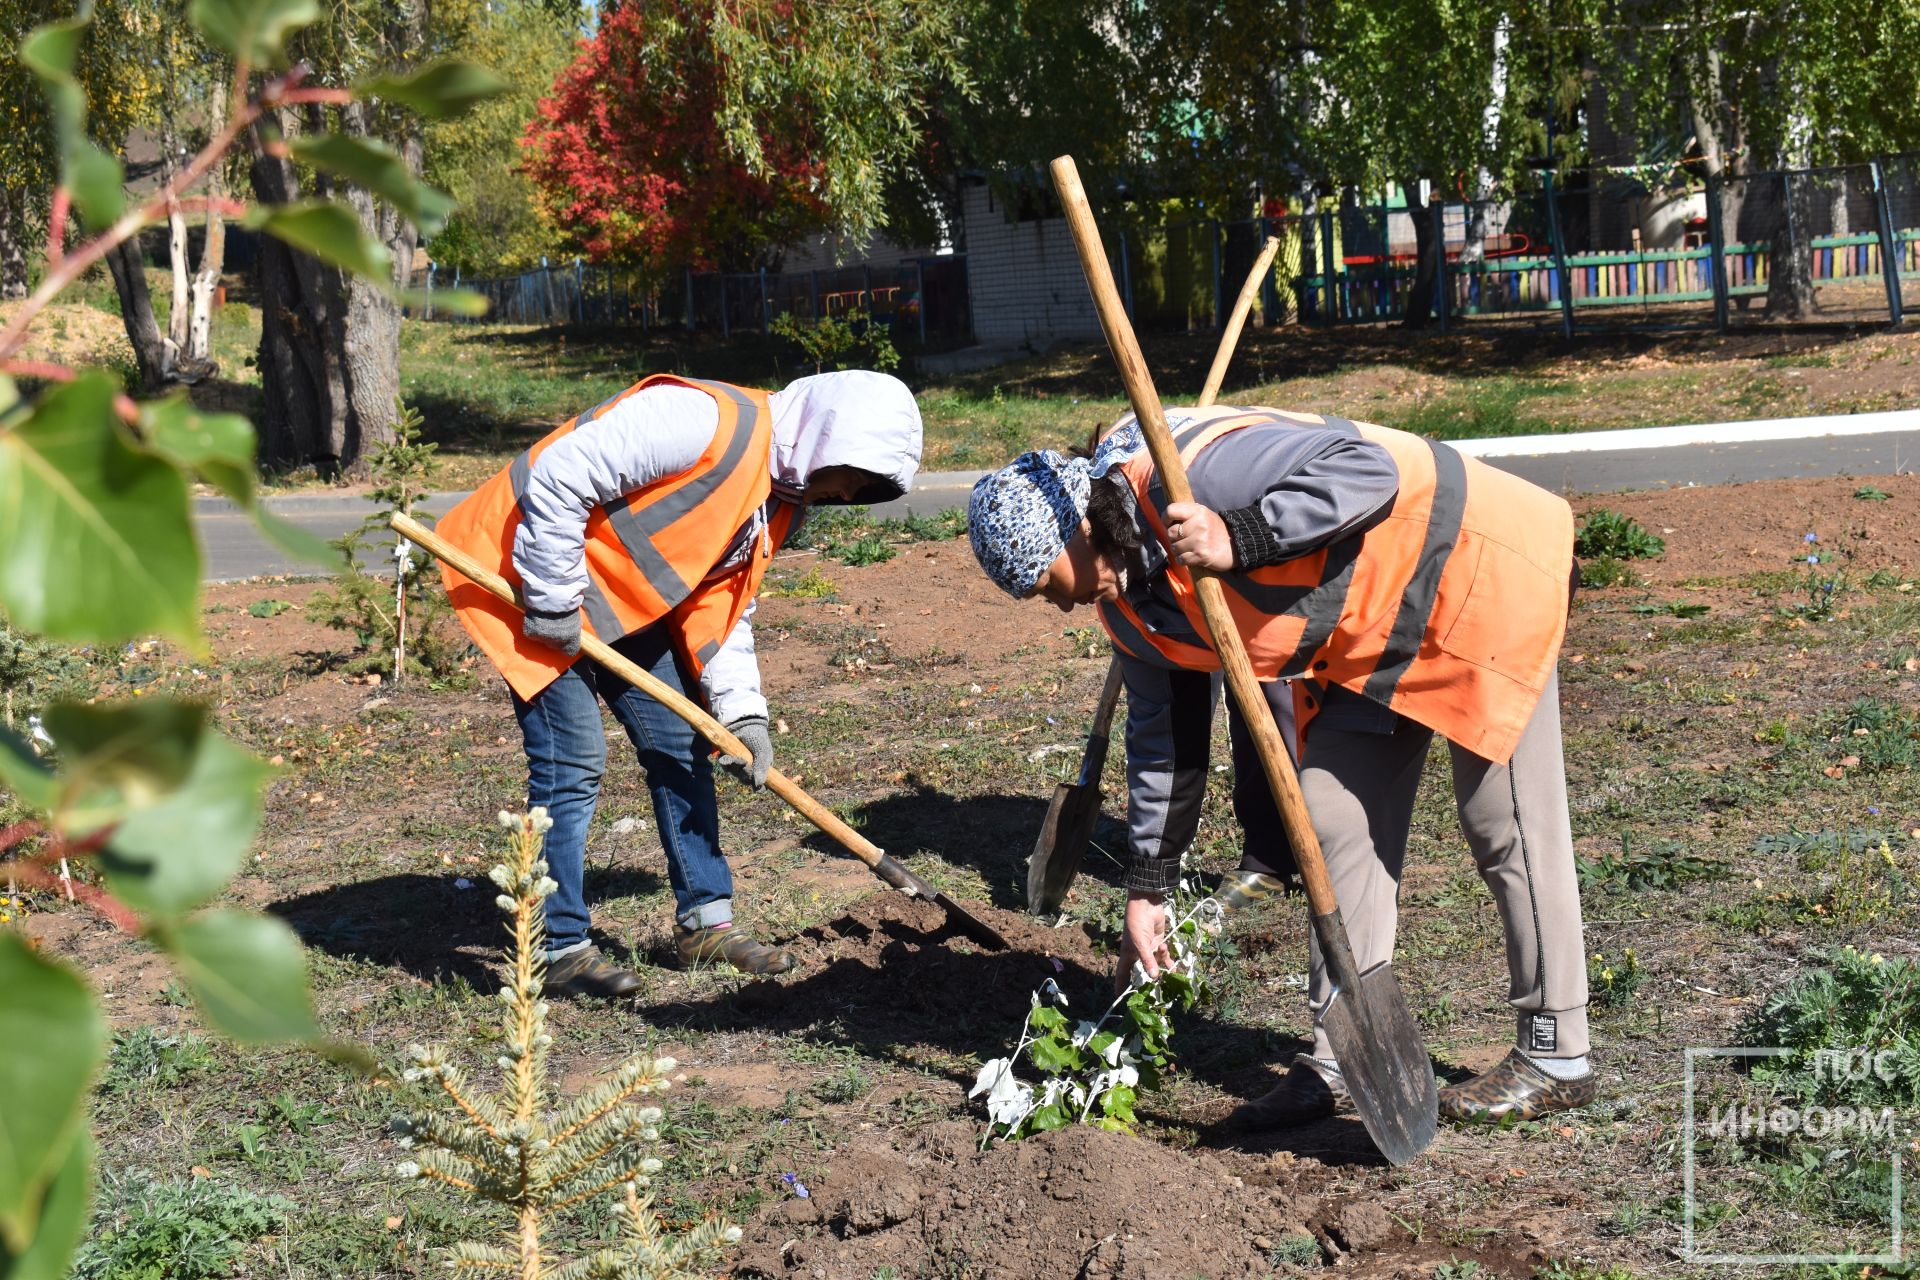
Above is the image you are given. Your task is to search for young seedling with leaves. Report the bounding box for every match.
[392,809,739,1278]
[306,398,470,683]
[971,888,1223,1141]
[0,5,503,1275]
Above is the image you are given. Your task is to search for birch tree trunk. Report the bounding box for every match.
[161,131,190,357]
[185,79,229,371]
[0,187,27,301]
[1460,13,1511,267]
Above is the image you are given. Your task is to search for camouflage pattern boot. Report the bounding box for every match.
[674,924,795,976]
[1439,1049,1597,1124]
[1213,870,1290,915]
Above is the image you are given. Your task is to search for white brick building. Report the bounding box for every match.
[958,177,1102,347]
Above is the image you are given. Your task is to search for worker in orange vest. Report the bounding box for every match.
[437,371,922,994]
[967,406,1594,1127]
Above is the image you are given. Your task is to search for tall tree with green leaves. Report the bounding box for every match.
[525,0,968,272]
[1582,0,1920,317]
[0,0,157,298]
[249,0,494,474]
[420,0,576,275]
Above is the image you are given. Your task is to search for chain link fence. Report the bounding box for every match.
[415,255,973,348]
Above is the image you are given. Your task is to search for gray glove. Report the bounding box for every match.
[718,715,773,789]
[523,608,581,656]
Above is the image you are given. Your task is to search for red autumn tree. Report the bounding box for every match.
[521,1,830,272]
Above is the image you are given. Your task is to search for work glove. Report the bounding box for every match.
[718,715,774,789]
[523,608,581,656]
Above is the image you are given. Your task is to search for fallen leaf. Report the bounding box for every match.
[1825,766,1847,779]
[386,1215,404,1230]
[190,1165,212,1178]
[1841,755,1861,768]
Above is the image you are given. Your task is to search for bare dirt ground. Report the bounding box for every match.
[26,470,1920,1278]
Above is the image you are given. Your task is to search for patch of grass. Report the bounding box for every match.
[1575,509,1666,561]
[1267,1230,1323,1268]
[812,1062,875,1104]
[1587,949,1643,1010]
[74,1171,293,1280]
[763,565,839,599]
[98,1026,220,1094]
[1741,947,1920,1107]
[1578,556,1641,590]
[789,504,968,566]
[1380,375,1578,440]
[1577,833,1725,893]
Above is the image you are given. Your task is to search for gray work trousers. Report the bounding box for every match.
[1300,671,1589,1062]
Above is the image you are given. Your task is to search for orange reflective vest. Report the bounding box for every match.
[1097,408,1572,764]
[436,375,798,702]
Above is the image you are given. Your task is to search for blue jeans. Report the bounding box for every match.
[510,626,733,953]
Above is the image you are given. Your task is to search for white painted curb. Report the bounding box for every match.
[1451,409,1920,458]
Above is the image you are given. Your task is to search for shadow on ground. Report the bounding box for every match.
[271,865,665,988]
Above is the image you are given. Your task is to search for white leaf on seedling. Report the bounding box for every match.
[1072,1019,1097,1047]
[969,1057,1014,1099]
[1117,1063,1139,1088]
[1039,977,1067,1006]
[1100,1035,1123,1067]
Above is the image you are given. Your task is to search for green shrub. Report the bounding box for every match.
[1738,946,1920,1107]
[1575,509,1665,561]
[770,311,900,375]
[99,1026,219,1094]
[306,399,473,684]
[73,1171,292,1280]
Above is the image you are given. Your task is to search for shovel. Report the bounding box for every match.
[1026,234,1283,915]
[393,512,1011,953]
[1048,156,1437,1164]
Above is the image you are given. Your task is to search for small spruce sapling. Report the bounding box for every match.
[391,809,740,1277]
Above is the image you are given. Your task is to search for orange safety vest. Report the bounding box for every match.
[1097,407,1572,764]
[436,375,798,702]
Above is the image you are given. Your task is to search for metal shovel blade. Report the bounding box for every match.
[871,852,1011,952]
[1315,910,1438,1165]
[1026,731,1110,915]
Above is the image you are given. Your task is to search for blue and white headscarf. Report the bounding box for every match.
[968,422,1146,597]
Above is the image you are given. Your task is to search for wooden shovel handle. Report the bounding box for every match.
[1197,234,1282,409]
[391,513,897,876]
[1048,156,1339,919]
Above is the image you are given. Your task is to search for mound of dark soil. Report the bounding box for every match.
[734,1120,1312,1280]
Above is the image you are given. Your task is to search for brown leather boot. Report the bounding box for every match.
[545,945,642,999]
[1439,1049,1597,1125]
[1225,1055,1348,1130]
[674,924,795,976]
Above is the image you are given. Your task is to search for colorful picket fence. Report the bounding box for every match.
[1287,228,1920,323]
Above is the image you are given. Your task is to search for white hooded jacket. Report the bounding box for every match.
[511,371,922,723]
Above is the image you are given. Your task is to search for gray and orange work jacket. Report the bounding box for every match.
[436,375,798,703]
[1096,405,1574,883]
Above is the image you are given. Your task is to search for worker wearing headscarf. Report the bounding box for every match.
[438,370,922,993]
[968,404,1593,1128]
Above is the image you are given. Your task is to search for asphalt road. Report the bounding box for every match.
[198,427,1918,583]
